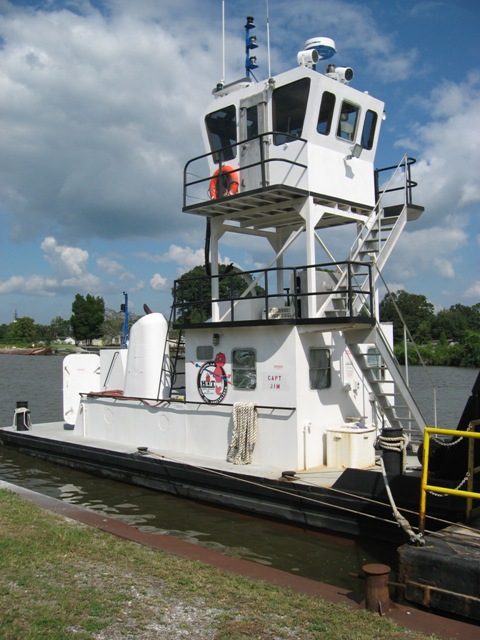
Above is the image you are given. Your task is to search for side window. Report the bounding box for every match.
[361,109,378,150]
[232,348,256,389]
[317,91,336,135]
[309,348,331,389]
[197,345,213,360]
[246,105,259,139]
[337,101,359,142]
[272,78,311,145]
[205,105,237,162]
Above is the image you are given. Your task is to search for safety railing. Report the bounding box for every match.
[419,420,480,534]
[172,262,374,328]
[183,131,308,208]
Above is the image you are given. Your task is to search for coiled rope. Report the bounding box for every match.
[378,431,409,473]
[227,402,257,465]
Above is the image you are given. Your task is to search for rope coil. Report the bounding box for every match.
[227,402,257,465]
[378,432,409,473]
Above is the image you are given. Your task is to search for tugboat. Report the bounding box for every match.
[1,19,477,562]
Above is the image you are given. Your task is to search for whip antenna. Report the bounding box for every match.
[221,0,226,83]
[266,0,271,77]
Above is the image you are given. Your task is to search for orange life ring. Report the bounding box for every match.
[208,165,239,199]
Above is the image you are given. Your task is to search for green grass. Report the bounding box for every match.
[0,489,438,639]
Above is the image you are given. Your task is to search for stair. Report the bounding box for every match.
[346,325,426,442]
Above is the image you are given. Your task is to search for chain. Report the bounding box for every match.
[429,471,470,498]
[432,422,474,448]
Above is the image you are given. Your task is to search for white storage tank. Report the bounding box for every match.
[326,425,376,468]
[123,313,171,399]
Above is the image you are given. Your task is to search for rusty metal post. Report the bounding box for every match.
[362,563,391,615]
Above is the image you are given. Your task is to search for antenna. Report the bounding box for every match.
[266,0,271,78]
[221,0,226,83]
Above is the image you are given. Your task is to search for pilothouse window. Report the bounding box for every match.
[205,105,237,162]
[246,105,259,139]
[361,109,378,150]
[337,101,359,142]
[273,78,310,145]
[317,91,336,135]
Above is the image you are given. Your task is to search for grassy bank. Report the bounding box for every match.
[0,489,436,640]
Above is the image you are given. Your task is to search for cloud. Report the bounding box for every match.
[464,282,480,300]
[150,273,168,291]
[396,72,480,220]
[0,3,218,243]
[41,236,89,278]
[0,236,100,297]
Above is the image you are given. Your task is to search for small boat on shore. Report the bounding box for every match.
[1,16,479,621]
[0,347,53,356]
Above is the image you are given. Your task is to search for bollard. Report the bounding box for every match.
[380,427,404,476]
[362,563,391,615]
[15,401,31,431]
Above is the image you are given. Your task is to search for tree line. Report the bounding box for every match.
[0,294,138,347]
[1,288,479,367]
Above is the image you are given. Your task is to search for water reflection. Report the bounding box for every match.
[0,445,395,588]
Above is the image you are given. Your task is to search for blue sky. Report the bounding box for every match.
[0,0,479,325]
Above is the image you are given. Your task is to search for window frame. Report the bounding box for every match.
[309,348,331,390]
[361,109,378,151]
[317,91,336,136]
[205,105,237,162]
[232,347,257,390]
[272,78,311,146]
[336,100,360,142]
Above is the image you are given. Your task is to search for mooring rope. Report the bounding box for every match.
[378,432,409,473]
[227,402,257,465]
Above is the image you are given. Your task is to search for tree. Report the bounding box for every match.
[173,264,265,324]
[379,290,435,343]
[101,308,140,344]
[50,316,71,339]
[70,294,105,343]
[5,317,36,343]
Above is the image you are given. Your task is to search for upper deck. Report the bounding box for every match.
[183,64,384,230]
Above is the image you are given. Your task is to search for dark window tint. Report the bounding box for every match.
[246,105,258,139]
[361,110,378,150]
[272,78,310,145]
[317,91,336,135]
[205,105,237,162]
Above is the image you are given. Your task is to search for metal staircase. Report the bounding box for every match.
[315,157,427,442]
[346,325,426,443]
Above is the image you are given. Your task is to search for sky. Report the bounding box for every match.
[0,0,479,326]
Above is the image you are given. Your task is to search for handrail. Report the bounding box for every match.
[419,421,480,534]
[183,131,308,208]
[172,261,373,327]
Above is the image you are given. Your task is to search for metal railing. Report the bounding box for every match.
[172,262,374,328]
[419,420,480,534]
[183,131,308,208]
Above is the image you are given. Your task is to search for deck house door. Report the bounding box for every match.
[238,91,269,193]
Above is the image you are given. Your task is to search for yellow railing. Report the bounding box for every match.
[419,420,480,534]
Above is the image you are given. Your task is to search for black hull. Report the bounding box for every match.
[0,428,465,544]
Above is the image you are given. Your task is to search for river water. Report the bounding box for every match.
[0,354,477,588]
